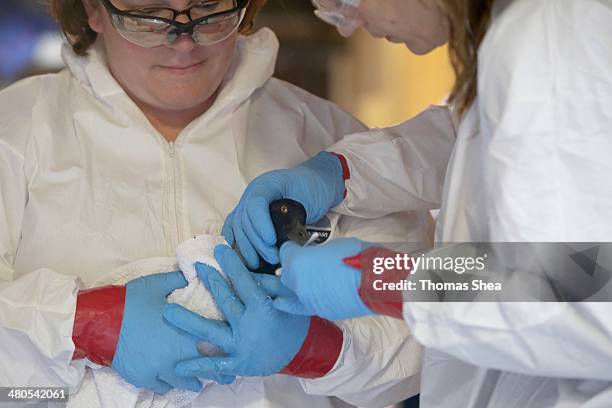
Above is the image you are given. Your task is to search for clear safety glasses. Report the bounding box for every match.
[311,0,362,36]
[99,0,249,48]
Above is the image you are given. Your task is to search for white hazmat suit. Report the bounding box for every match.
[0,28,428,407]
[329,0,612,406]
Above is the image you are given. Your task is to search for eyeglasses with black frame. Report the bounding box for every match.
[99,0,250,48]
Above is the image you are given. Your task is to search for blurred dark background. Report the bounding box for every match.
[1,1,454,130]
[0,0,345,99]
[252,0,345,99]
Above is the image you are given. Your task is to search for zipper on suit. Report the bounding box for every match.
[168,141,181,250]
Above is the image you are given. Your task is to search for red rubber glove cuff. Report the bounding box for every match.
[330,152,350,199]
[344,247,411,319]
[280,316,343,378]
[72,285,126,366]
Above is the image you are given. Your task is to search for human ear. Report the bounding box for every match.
[83,0,105,34]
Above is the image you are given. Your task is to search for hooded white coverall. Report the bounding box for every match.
[328,0,612,406]
[0,28,427,407]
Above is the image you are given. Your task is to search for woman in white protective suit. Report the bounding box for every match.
[0,0,431,406]
[169,0,612,407]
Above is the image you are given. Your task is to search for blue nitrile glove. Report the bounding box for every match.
[111,272,205,394]
[223,151,346,269]
[275,238,374,321]
[162,245,314,378]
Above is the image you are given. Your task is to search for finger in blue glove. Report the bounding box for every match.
[250,273,295,299]
[111,272,203,394]
[164,245,311,379]
[275,238,374,321]
[223,152,345,266]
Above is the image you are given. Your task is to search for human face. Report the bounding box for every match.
[316,0,450,55]
[87,0,238,114]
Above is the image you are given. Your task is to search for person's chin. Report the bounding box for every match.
[153,78,214,104]
[406,45,428,55]
[404,39,438,55]
[157,95,213,112]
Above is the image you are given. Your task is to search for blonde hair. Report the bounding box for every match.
[437,0,494,115]
[49,0,267,56]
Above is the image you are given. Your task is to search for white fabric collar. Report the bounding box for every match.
[60,27,279,117]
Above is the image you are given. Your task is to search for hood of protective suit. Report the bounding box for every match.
[61,27,278,120]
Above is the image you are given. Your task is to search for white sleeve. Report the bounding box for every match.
[404,302,612,380]
[329,105,456,218]
[299,315,422,407]
[403,0,612,380]
[0,135,83,388]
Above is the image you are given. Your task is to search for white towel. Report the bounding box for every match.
[168,234,228,322]
[70,235,230,408]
